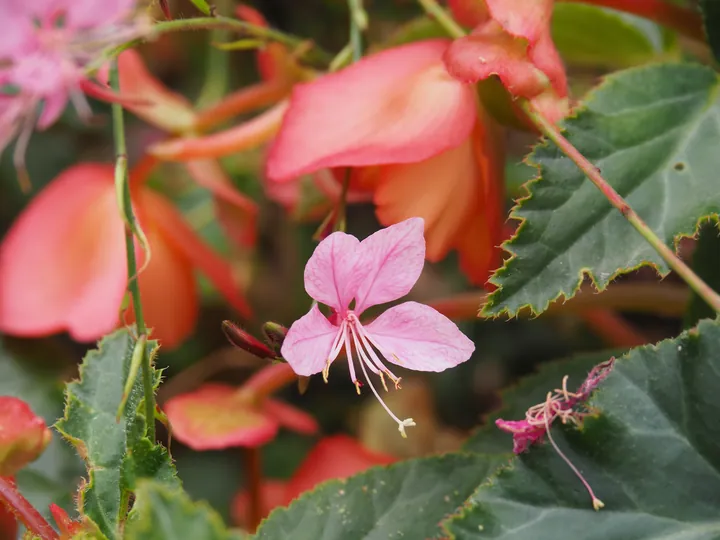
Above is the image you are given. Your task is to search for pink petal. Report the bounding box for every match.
[64,0,135,27]
[364,302,474,372]
[353,217,426,315]
[266,39,475,181]
[263,399,319,435]
[304,231,365,312]
[280,305,340,376]
[36,89,68,129]
[0,164,127,341]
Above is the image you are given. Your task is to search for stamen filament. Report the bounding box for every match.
[356,351,415,438]
[353,319,402,388]
[324,320,347,382]
[542,392,604,511]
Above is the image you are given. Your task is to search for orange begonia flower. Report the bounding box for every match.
[445,0,569,123]
[266,40,505,284]
[231,435,396,529]
[0,163,250,349]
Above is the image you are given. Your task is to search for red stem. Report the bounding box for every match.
[561,0,703,40]
[0,477,58,540]
[243,448,263,533]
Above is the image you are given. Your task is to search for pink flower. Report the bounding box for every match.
[281,218,475,437]
[0,0,148,166]
[495,358,615,454]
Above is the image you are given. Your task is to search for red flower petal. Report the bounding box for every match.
[184,160,258,249]
[164,384,278,450]
[263,399,318,436]
[150,101,287,161]
[448,0,490,27]
[267,39,475,181]
[0,397,51,477]
[131,192,199,350]
[0,164,127,341]
[139,188,252,318]
[443,21,549,97]
[118,49,196,133]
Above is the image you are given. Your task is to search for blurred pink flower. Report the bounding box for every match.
[281,217,475,437]
[0,0,149,165]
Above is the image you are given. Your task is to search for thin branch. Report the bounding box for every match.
[524,102,720,314]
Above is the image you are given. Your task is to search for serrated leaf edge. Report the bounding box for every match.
[481,62,720,319]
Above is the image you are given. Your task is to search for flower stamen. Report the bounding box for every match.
[541,392,604,511]
[356,352,415,438]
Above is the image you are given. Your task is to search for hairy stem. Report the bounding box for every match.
[99,16,331,69]
[243,447,263,532]
[561,0,703,41]
[110,62,157,441]
[524,103,720,314]
[0,477,57,540]
[196,0,231,109]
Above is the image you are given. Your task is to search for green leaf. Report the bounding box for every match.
[445,318,720,539]
[684,222,720,328]
[253,454,507,540]
[700,0,720,62]
[188,0,212,16]
[483,63,720,317]
[55,329,178,539]
[463,350,622,454]
[125,481,233,540]
[551,4,666,69]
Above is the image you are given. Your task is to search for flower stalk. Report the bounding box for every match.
[0,477,57,540]
[110,62,157,441]
[523,102,720,315]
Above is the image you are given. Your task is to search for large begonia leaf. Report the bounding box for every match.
[446,318,720,539]
[253,454,506,540]
[483,63,720,317]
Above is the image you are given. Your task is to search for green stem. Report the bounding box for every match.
[99,16,331,69]
[524,102,720,314]
[196,0,231,109]
[416,0,465,38]
[348,0,366,62]
[109,62,157,441]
